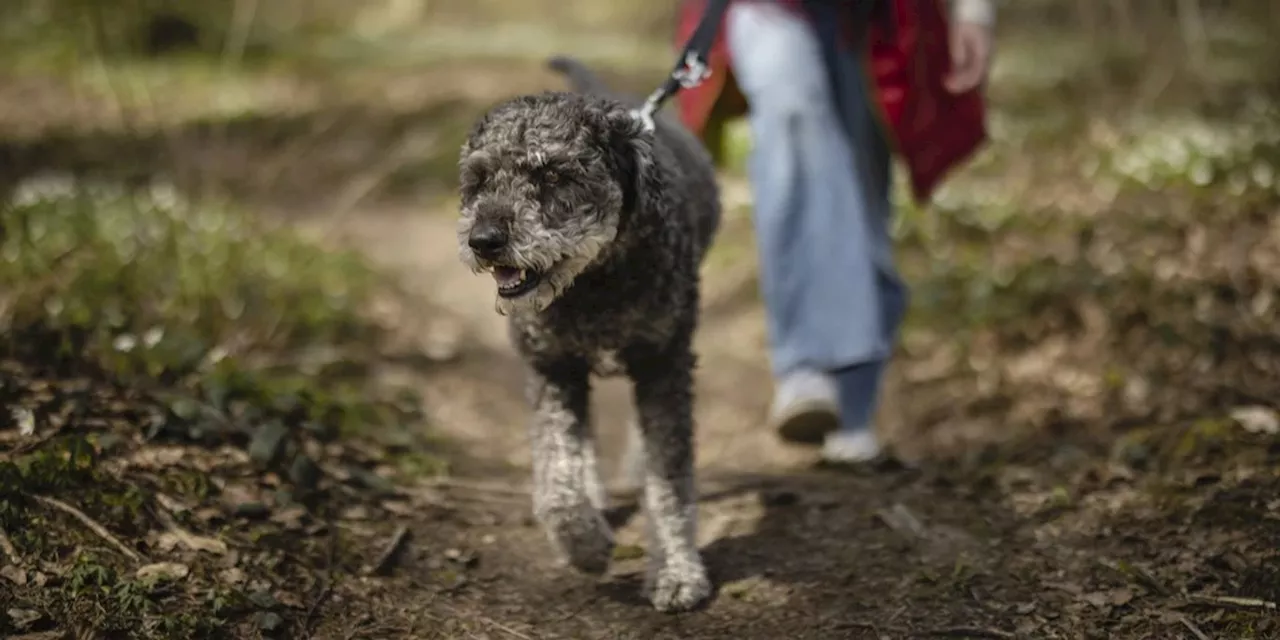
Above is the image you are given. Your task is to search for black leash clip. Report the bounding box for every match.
[632,0,732,132]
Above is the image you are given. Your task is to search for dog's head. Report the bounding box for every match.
[457,92,653,315]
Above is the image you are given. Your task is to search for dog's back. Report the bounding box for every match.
[546,56,721,260]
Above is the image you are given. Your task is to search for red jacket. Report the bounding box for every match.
[675,0,988,204]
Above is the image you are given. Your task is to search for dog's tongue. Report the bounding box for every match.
[493,266,523,287]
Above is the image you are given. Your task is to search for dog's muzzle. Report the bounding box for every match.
[490,265,542,298]
[468,219,544,298]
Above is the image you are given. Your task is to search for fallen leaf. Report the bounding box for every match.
[217,567,247,586]
[381,500,416,517]
[341,505,371,521]
[136,562,190,583]
[1230,406,1279,435]
[248,589,279,609]
[194,507,224,523]
[154,493,190,514]
[256,611,284,631]
[157,528,228,555]
[13,408,35,437]
[6,607,41,629]
[221,484,269,518]
[270,505,308,530]
[0,565,27,586]
[128,446,187,469]
[1082,592,1111,609]
[274,591,306,609]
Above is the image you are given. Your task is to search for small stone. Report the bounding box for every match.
[287,454,321,490]
[444,548,478,568]
[232,501,271,519]
[248,421,289,467]
[351,467,396,495]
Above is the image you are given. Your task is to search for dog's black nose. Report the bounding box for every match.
[468,221,508,257]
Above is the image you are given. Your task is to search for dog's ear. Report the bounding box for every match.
[603,108,655,214]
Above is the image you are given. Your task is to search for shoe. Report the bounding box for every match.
[820,428,883,464]
[769,370,840,444]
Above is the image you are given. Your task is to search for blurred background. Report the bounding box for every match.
[0,1,1278,637]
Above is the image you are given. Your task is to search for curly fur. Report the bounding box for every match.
[456,56,721,612]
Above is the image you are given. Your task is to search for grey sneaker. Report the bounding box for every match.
[769,370,840,444]
[820,428,883,464]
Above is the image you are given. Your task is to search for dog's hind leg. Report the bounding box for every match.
[625,341,712,612]
[526,358,615,576]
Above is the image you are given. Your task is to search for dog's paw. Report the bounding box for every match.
[538,504,615,576]
[646,562,712,613]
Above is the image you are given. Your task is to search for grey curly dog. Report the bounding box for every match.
[455,55,721,612]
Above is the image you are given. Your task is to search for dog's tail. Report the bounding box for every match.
[546,55,613,96]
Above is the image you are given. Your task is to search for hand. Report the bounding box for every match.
[944,21,993,94]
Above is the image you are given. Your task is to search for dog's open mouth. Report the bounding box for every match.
[491,265,541,298]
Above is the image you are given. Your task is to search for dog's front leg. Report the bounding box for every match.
[526,358,614,576]
[627,344,711,612]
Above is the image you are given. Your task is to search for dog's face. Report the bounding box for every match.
[457,92,650,315]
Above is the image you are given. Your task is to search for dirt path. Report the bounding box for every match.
[301,202,1280,640]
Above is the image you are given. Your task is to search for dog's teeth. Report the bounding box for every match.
[519,269,528,281]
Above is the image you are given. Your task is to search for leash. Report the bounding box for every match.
[632,0,733,132]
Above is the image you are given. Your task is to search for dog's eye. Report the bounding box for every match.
[464,171,487,195]
[543,170,559,185]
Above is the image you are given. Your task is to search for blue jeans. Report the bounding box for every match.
[726,2,907,431]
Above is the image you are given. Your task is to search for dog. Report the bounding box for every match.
[455,55,721,612]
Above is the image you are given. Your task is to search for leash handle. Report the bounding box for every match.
[632,0,732,131]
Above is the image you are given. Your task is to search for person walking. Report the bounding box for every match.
[674,0,996,463]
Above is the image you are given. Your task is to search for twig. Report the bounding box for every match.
[303,522,340,639]
[1178,615,1211,640]
[29,494,142,563]
[0,524,18,562]
[923,626,1015,639]
[1188,594,1279,611]
[875,503,931,540]
[363,525,411,576]
[474,615,533,640]
[421,477,531,497]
